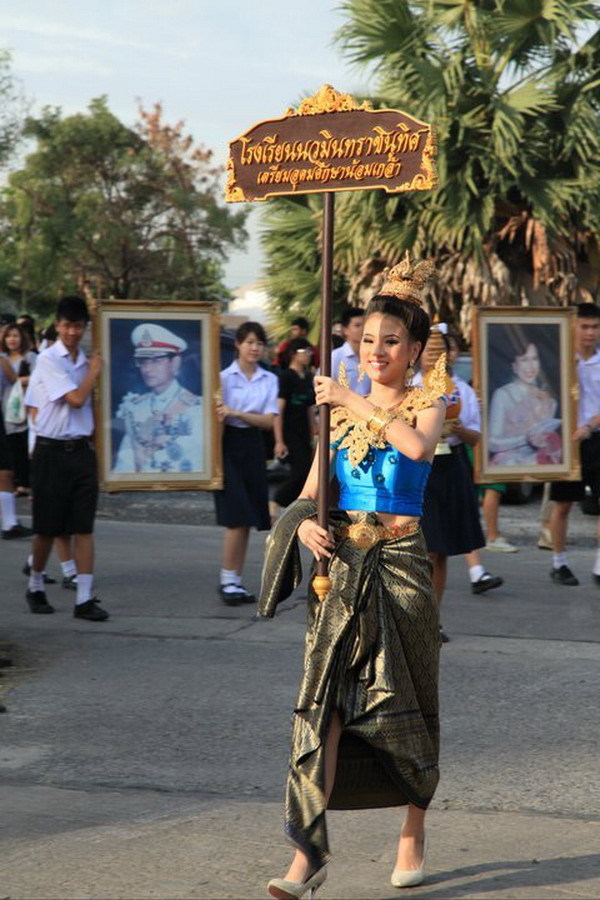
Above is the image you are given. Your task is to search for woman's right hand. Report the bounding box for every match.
[314,375,351,408]
[297,517,335,561]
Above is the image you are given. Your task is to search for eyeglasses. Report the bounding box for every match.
[134,355,174,367]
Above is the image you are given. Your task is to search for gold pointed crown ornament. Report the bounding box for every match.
[379,252,436,305]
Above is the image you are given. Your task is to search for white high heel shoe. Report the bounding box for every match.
[267,864,327,899]
[391,836,427,888]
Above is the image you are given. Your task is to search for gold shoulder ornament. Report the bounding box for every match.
[330,352,447,468]
[337,360,350,389]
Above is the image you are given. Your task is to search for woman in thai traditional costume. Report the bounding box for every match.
[260,258,447,899]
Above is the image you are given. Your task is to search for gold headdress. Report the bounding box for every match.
[426,323,447,361]
[379,252,436,305]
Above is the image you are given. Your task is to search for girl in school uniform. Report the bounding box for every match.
[214,321,279,605]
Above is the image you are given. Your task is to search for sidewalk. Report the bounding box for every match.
[1,502,599,899]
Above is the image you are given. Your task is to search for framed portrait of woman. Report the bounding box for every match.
[93,300,223,491]
[473,307,580,484]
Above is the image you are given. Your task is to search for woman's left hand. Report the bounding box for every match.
[314,375,350,408]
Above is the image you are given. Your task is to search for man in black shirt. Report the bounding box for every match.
[272,338,316,514]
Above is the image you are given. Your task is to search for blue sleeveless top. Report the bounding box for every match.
[334,443,431,516]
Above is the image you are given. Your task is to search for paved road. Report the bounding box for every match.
[1,496,599,899]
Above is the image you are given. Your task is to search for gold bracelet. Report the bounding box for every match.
[366,406,386,434]
[366,406,396,440]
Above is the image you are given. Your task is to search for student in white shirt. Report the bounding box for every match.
[214,322,279,605]
[23,352,78,590]
[549,303,600,586]
[330,306,371,396]
[417,328,502,642]
[25,296,106,621]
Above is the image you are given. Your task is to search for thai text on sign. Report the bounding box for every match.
[226,85,437,203]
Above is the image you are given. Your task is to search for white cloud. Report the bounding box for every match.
[14,51,112,76]
[0,13,189,58]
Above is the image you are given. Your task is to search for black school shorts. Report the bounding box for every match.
[32,439,99,536]
[550,434,600,503]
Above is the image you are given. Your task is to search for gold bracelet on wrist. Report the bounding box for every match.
[366,406,396,441]
[366,406,387,434]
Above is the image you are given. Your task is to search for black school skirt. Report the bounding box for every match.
[0,413,12,471]
[214,425,271,530]
[421,445,485,556]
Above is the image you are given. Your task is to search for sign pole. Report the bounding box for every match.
[313,191,335,602]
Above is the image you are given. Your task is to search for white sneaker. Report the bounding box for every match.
[485,537,518,553]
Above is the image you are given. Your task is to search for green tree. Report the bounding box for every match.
[0,97,247,312]
[0,50,24,167]
[263,1,600,337]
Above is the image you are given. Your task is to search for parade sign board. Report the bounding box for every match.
[226,84,436,203]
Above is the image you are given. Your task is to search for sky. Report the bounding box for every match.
[1,1,370,290]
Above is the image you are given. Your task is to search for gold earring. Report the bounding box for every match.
[406,363,415,386]
[358,364,365,383]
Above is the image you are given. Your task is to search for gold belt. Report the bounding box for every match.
[337,518,420,550]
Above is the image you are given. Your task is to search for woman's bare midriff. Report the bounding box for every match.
[346,510,420,528]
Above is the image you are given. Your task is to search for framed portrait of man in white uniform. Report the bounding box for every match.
[94,301,222,491]
[473,306,579,485]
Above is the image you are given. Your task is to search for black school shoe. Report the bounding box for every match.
[22,561,57,584]
[471,572,504,594]
[550,565,579,586]
[218,583,256,605]
[3,523,33,539]
[74,598,109,621]
[236,586,256,604]
[62,575,77,591]
[25,590,55,614]
[218,585,244,606]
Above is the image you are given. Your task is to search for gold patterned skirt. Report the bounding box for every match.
[259,501,440,868]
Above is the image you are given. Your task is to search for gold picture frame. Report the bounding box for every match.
[473,307,580,484]
[93,300,223,491]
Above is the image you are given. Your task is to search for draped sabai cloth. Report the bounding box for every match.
[258,498,440,868]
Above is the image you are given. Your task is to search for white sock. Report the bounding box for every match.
[61,559,77,578]
[28,571,45,593]
[553,552,567,569]
[0,491,18,530]
[220,568,238,586]
[27,553,33,567]
[76,574,93,605]
[593,549,600,576]
[469,564,485,583]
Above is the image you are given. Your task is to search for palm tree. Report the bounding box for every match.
[262,0,600,338]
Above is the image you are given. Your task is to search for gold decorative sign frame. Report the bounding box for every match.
[226,84,437,203]
[93,300,223,492]
[472,306,580,484]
